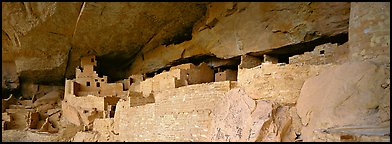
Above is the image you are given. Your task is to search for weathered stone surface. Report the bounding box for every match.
[215,69,237,82]
[61,101,82,126]
[38,117,58,133]
[113,81,235,142]
[296,61,390,142]
[2,2,207,84]
[48,111,61,129]
[6,109,32,130]
[28,112,39,129]
[238,63,332,105]
[349,2,390,64]
[128,2,350,75]
[289,42,349,65]
[2,61,19,97]
[72,131,99,142]
[1,2,389,143]
[239,54,262,69]
[2,130,60,142]
[20,82,39,99]
[210,88,275,142]
[210,88,301,142]
[33,88,63,108]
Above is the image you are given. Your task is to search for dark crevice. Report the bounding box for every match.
[144,55,241,79]
[95,51,139,83]
[170,55,216,67]
[249,32,348,63]
[215,64,239,73]
[63,46,73,83]
[145,55,215,78]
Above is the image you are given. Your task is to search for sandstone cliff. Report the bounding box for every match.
[2,2,390,142]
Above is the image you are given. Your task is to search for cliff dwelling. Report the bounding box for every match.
[2,2,390,142]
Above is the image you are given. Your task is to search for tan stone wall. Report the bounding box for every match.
[139,78,154,97]
[93,118,114,133]
[80,55,97,67]
[239,54,263,69]
[289,43,349,65]
[215,69,237,82]
[263,55,279,64]
[154,82,233,141]
[64,94,105,112]
[170,63,196,70]
[129,91,155,107]
[187,63,214,85]
[115,102,157,142]
[113,81,235,142]
[5,109,33,130]
[137,63,214,97]
[100,83,124,97]
[238,63,332,105]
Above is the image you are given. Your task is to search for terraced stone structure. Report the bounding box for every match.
[2,2,390,142]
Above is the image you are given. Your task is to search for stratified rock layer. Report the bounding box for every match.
[2,2,207,83]
[128,2,350,75]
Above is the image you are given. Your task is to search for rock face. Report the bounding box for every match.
[349,2,390,64]
[237,63,331,105]
[2,61,19,98]
[296,61,390,142]
[210,88,303,142]
[210,88,275,142]
[2,2,207,83]
[3,2,350,84]
[128,2,350,75]
[1,2,390,143]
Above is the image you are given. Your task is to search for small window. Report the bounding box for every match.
[91,58,94,62]
[86,81,90,86]
[320,50,325,55]
[97,82,100,87]
[101,79,104,82]
[95,79,98,82]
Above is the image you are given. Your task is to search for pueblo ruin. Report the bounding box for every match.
[2,2,390,142]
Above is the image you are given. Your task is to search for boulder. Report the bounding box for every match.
[210,88,277,142]
[296,61,390,142]
[33,89,63,108]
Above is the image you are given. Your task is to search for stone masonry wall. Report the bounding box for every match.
[289,43,349,66]
[237,63,332,105]
[113,81,236,142]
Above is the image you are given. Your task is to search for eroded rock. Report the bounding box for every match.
[2,2,207,84]
[296,61,390,142]
[2,62,19,98]
[128,2,350,75]
[349,2,390,64]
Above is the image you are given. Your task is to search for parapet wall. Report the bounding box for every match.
[136,63,215,97]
